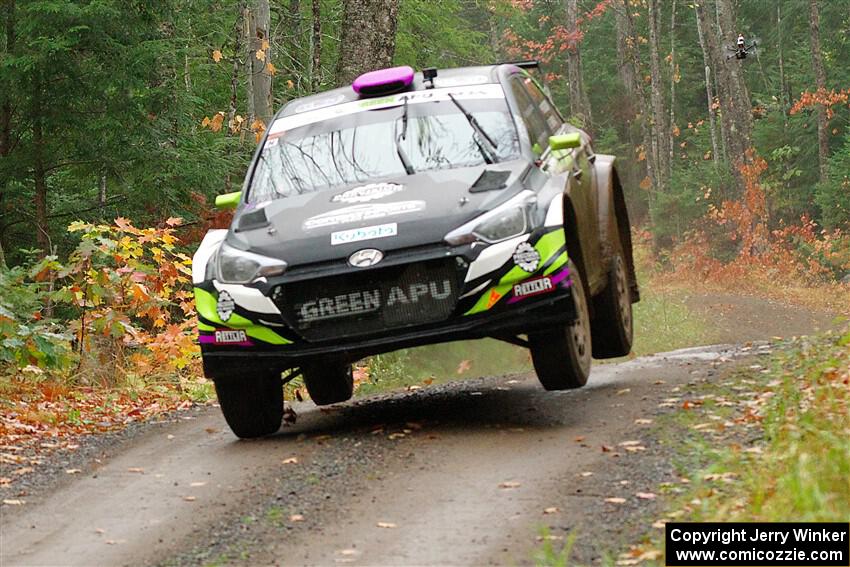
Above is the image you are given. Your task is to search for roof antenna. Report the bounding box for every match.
[422,67,437,89]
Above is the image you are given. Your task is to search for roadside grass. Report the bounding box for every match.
[615,328,850,566]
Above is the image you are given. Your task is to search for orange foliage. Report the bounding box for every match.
[790,88,850,119]
[655,150,850,305]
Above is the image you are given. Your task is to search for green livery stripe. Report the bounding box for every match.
[198,322,216,332]
[535,230,566,263]
[544,252,568,275]
[464,229,568,315]
[194,287,291,345]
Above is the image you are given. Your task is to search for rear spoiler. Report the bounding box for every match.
[500,60,540,70]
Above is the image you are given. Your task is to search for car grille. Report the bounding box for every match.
[273,258,462,342]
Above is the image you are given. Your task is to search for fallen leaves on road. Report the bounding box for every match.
[182,495,196,502]
[65,468,82,474]
[290,514,305,522]
[605,497,627,504]
[543,507,560,514]
[499,481,521,489]
[580,471,594,477]
[189,481,206,487]
[281,457,299,465]
[456,359,472,374]
[634,418,653,425]
[376,521,397,528]
[127,467,144,474]
[636,492,657,500]
[3,499,24,505]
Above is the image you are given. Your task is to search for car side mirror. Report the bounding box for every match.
[215,191,242,210]
[549,132,581,151]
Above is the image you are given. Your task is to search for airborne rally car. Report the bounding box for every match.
[193,63,639,438]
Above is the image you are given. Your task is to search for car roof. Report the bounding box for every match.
[277,64,521,119]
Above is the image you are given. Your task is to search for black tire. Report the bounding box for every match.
[591,252,634,359]
[302,360,354,406]
[529,261,592,390]
[206,360,283,439]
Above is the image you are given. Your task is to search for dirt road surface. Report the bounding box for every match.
[0,295,840,566]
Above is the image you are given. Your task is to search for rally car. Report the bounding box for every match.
[193,62,639,438]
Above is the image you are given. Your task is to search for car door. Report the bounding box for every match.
[509,74,602,288]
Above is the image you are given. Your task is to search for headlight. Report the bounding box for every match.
[474,206,527,242]
[445,190,537,245]
[216,241,287,284]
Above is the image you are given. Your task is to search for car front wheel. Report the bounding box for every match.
[207,360,284,439]
[302,360,354,405]
[529,260,592,390]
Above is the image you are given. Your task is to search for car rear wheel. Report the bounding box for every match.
[302,360,354,405]
[591,252,634,359]
[529,261,592,390]
[205,359,284,439]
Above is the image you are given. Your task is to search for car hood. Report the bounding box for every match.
[229,160,530,266]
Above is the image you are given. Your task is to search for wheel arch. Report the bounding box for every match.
[593,155,640,302]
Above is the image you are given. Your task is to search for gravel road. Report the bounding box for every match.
[1,293,840,566]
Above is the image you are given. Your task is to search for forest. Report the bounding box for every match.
[0,0,848,388]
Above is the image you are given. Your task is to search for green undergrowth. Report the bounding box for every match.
[621,328,850,566]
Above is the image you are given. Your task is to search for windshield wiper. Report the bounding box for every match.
[395,97,415,175]
[448,93,498,164]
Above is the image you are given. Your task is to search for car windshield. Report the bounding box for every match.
[248,98,520,203]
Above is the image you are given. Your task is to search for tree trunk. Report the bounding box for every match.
[647,0,668,195]
[335,0,400,86]
[777,3,788,131]
[694,0,748,196]
[247,0,273,124]
[617,0,657,225]
[715,0,753,154]
[0,0,14,158]
[311,0,321,92]
[565,0,592,128]
[286,0,303,69]
[243,6,255,124]
[693,2,721,170]
[33,113,49,255]
[668,0,677,181]
[808,0,829,182]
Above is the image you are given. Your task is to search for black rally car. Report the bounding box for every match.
[193,62,639,438]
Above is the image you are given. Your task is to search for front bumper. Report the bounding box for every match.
[201,286,575,363]
[196,227,572,364]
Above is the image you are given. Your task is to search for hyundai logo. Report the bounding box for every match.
[348,248,384,268]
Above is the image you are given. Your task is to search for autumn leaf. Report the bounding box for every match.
[255,49,265,61]
[266,62,277,76]
[636,492,657,500]
[212,50,222,63]
[281,457,299,464]
[456,359,471,374]
[498,481,521,489]
[604,497,627,504]
[209,112,225,133]
[639,176,651,190]
[290,514,304,522]
[261,39,270,51]
[182,495,196,502]
[376,521,397,528]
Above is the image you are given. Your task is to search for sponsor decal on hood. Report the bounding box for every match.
[331,223,398,246]
[331,182,404,203]
[303,201,425,230]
